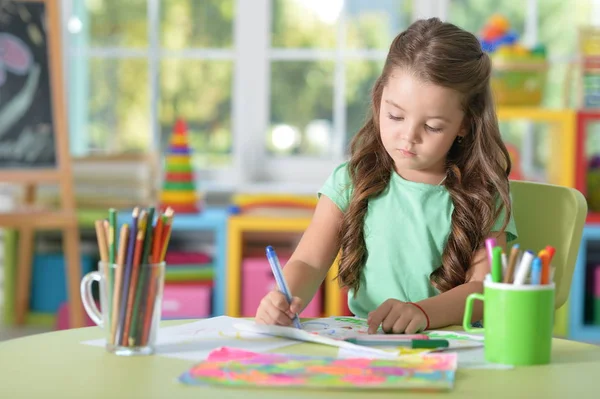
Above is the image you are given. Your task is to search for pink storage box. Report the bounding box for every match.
[241,257,322,317]
[56,302,96,330]
[161,284,212,319]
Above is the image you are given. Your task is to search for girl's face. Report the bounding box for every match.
[379,69,466,184]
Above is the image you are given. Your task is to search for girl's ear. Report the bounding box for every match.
[458,117,469,140]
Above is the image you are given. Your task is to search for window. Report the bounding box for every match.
[64,0,599,192]
[261,0,412,186]
[64,0,412,191]
[66,0,235,173]
[267,0,410,157]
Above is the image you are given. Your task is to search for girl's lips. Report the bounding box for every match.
[398,149,416,157]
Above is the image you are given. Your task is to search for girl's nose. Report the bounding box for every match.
[401,125,420,143]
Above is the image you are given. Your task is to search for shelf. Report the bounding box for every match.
[226,213,342,317]
[498,107,576,188]
[568,324,600,343]
[497,107,575,122]
[117,207,229,317]
[576,111,600,207]
[3,207,229,326]
[569,225,600,341]
[587,213,600,224]
[117,207,229,232]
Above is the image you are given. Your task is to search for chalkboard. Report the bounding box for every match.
[0,0,57,168]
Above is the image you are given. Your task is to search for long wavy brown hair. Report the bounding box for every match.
[338,18,512,294]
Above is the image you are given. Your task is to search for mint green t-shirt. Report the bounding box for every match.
[318,162,518,319]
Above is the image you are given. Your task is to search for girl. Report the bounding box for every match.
[255,18,517,334]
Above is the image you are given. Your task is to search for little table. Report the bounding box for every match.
[0,321,598,398]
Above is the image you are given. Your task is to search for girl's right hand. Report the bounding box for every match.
[255,290,303,326]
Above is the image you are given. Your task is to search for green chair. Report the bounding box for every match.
[509,181,587,309]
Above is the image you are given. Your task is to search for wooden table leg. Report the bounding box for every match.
[62,225,85,328]
[15,227,34,325]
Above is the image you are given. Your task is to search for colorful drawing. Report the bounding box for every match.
[0,33,32,87]
[234,322,398,358]
[300,316,376,338]
[159,118,201,213]
[179,347,457,390]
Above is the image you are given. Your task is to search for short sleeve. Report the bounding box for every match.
[492,193,518,243]
[317,162,353,213]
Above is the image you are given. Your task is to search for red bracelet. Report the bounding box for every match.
[407,302,430,331]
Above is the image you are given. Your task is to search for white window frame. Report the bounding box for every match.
[61,0,431,194]
[78,2,600,195]
[60,0,600,193]
[236,0,439,193]
[62,0,242,192]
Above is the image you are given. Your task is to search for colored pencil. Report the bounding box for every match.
[130,207,155,344]
[94,220,109,263]
[110,224,129,345]
[116,207,139,345]
[160,207,175,262]
[108,209,117,309]
[92,206,177,348]
[503,244,520,284]
[140,266,159,346]
[138,208,168,344]
[103,219,112,324]
[123,211,147,346]
[108,208,117,264]
[135,207,157,343]
[151,212,165,264]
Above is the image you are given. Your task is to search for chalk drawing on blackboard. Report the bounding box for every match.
[0,1,56,168]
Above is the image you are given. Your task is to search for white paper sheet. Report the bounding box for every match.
[234,322,399,358]
[81,316,299,362]
[337,345,511,369]
[336,329,510,369]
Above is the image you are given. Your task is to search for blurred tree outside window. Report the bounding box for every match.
[64,0,597,188]
[68,0,234,170]
[267,0,411,157]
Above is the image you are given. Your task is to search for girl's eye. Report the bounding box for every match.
[426,125,443,133]
[387,113,404,121]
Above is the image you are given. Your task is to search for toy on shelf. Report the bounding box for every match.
[229,193,317,217]
[579,27,600,109]
[480,14,548,106]
[506,143,524,181]
[586,155,600,212]
[162,251,214,319]
[159,119,201,214]
[575,109,600,222]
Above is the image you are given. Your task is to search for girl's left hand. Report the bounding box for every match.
[367,299,427,334]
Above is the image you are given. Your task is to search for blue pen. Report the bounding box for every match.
[530,257,542,285]
[265,246,302,329]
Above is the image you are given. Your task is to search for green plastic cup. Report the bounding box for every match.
[463,279,555,366]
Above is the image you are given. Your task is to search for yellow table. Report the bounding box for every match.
[0,321,598,398]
